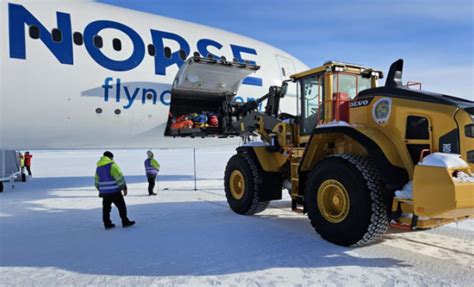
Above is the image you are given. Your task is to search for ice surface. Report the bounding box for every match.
[0,148,473,286]
[419,152,468,168]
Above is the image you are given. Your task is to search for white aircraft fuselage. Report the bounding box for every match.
[0,0,308,149]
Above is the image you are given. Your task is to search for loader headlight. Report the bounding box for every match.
[465,124,474,138]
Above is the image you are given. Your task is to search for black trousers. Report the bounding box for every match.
[102,192,129,225]
[147,175,156,195]
[25,166,32,176]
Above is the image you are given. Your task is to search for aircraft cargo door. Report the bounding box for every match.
[165,56,260,138]
[276,55,297,114]
[276,55,296,80]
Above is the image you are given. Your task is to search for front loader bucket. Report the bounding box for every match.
[413,165,474,219]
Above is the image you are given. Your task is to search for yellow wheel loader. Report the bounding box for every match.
[166,54,474,246]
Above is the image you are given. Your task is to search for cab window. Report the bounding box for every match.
[334,74,372,99]
[301,75,324,134]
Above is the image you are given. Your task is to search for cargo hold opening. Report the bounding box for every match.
[165,56,260,138]
[165,92,230,137]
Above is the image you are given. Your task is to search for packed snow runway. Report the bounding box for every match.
[1,149,473,286]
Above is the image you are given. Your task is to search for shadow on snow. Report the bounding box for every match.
[0,188,409,277]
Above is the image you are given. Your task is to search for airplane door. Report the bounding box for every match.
[276,55,297,114]
[276,55,296,80]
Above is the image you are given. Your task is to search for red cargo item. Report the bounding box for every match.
[171,120,194,129]
[333,92,350,122]
[175,115,188,123]
[209,115,218,127]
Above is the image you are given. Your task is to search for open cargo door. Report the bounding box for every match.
[165,56,260,137]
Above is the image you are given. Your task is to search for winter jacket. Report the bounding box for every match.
[144,158,160,176]
[24,154,32,167]
[95,156,126,196]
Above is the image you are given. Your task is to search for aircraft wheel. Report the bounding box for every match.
[305,154,389,246]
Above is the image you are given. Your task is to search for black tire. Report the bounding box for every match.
[0,182,3,193]
[224,153,269,215]
[305,154,389,246]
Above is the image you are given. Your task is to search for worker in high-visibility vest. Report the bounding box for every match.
[18,152,24,170]
[95,151,135,229]
[18,152,26,182]
[144,150,160,196]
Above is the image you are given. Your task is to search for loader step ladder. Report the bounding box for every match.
[290,147,305,213]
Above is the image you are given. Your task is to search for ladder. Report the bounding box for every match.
[290,147,305,212]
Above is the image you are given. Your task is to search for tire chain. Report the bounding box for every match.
[331,153,389,246]
[238,153,269,215]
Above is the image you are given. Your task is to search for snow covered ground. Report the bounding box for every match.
[0,148,473,286]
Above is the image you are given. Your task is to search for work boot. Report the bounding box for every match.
[123,221,136,228]
[104,223,116,230]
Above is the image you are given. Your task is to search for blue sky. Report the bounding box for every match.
[98,0,473,99]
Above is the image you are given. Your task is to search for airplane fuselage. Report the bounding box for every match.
[0,1,308,149]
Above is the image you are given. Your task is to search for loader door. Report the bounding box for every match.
[300,74,324,135]
[405,115,433,164]
[165,57,259,137]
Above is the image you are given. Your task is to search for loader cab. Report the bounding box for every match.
[291,61,383,138]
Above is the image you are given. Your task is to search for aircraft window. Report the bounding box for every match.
[29,25,40,39]
[148,44,156,56]
[164,47,172,59]
[52,28,62,43]
[114,109,121,115]
[146,93,153,100]
[113,38,122,51]
[93,35,103,49]
[95,108,103,114]
[179,50,187,60]
[73,32,83,45]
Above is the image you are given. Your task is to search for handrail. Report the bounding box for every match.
[406,81,422,90]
